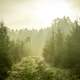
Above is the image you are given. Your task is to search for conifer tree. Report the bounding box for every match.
[0,22,11,80]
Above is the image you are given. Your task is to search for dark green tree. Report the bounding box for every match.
[0,22,12,80]
[8,36,31,64]
[61,21,80,76]
[43,17,66,67]
[54,28,64,67]
[9,41,23,64]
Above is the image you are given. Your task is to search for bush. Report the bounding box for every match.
[7,56,78,80]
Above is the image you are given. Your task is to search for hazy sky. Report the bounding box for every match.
[0,0,80,29]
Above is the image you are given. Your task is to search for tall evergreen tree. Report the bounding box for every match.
[54,28,64,67]
[61,21,80,76]
[43,18,66,67]
[0,22,11,80]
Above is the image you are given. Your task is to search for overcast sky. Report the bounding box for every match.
[0,0,80,29]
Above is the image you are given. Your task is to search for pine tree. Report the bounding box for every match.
[61,21,80,76]
[54,28,64,67]
[43,18,65,67]
[0,22,11,80]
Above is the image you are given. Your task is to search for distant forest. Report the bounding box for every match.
[0,17,80,80]
[8,25,50,57]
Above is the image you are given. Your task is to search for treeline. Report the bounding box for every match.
[0,21,50,80]
[43,17,80,78]
[0,22,32,80]
[0,17,80,80]
[8,27,50,56]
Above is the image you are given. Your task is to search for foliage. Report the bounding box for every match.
[43,17,80,78]
[43,17,69,67]
[43,28,55,66]
[0,22,12,80]
[7,56,76,80]
[8,28,49,56]
[1,17,80,80]
[60,21,80,76]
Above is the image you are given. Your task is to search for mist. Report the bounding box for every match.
[0,0,80,80]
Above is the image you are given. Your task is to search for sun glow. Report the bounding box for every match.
[1,0,78,29]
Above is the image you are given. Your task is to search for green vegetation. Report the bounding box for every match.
[6,57,75,80]
[0,22,12,80]
[43,17,80,79]
[0,17,80,80]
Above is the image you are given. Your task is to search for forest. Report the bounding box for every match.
[0,17,80,80]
